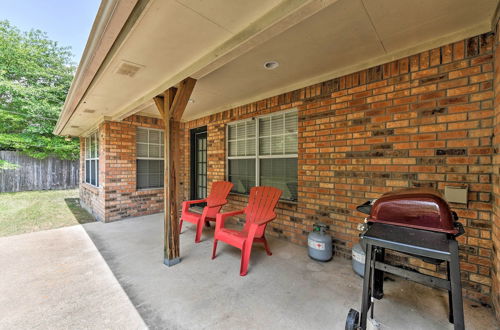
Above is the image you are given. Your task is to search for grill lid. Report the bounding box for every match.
[366,188,459,235]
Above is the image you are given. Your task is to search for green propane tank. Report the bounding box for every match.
[308,223,333,261]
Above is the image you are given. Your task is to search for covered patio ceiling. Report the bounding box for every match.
[55,0,499,137]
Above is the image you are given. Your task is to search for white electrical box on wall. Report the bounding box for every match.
[444,185,468,204]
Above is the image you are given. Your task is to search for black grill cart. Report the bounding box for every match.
[345,223,464,330]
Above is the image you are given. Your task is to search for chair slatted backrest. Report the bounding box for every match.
[243,186,282,237]
[206,181,233,208]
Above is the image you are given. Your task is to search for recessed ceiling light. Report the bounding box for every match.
[188,98,195,104]
[263,61,279,70]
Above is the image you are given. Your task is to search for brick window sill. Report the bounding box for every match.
[229,192,298,206]
[136,188,164,194]
[81,182,100,194]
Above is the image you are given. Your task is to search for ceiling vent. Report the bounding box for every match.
[83,109,96,113]
[115,60,144,78]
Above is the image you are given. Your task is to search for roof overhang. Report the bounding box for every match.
[55,0,500,137]
[54,0,142,135]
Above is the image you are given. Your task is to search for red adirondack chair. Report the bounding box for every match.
[180,181,233,243]
[212,186,282,276]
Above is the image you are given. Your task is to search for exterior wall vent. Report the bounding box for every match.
[115,60,144,77]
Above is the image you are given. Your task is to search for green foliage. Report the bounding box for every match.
[0,159,18,170]
[0,20,79,160]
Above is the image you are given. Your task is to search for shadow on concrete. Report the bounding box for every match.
[78,214,499,330]
[64,198,95,225]
[79,214,275,329]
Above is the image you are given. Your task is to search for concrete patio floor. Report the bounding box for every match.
[0,224,146,329]
[1,213,498,329]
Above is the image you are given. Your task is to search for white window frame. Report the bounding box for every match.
[84,131,99,187]
[136,127,165,190]
[226,108,298,199]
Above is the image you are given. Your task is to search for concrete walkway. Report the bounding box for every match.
[0,213,498,329]
[0,225,146,329]
[82,214,497,330]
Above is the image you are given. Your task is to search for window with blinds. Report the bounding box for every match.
[136,127,164,189]
[85,131,99,187]
[227,109,298,200]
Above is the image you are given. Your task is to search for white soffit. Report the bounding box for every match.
[63,0,499,136]
[66,0,292,136]
[180,0,497,121]
[364,0,496,52]
[184,0,385,120]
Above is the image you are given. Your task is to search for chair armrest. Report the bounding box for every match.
[254,213,277,225]
[182,199,207,213]
[215,209,245,232]
[183,199,207,205]
[207,199,228,208]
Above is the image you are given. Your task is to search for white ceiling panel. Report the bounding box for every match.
[183,0,385,120]
[363,0,498,52]
[62,0,498,136]
[176,0,283,33]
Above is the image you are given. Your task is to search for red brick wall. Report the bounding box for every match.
[79,115,166,222]
[492,21,500,319]
[181,32,495,304]
[102,115,166,221]
[79,126,105,221]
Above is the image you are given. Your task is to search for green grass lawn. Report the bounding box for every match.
[0,189,95,237]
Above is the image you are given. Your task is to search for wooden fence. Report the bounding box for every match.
[0,151,79,193]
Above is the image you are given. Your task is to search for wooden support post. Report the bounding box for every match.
[154,78,196,266]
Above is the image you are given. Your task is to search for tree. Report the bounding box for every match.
[0,20,79,160]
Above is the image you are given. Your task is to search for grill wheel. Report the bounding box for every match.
[345,308,360,330]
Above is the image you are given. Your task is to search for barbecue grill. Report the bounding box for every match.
[362,188,462,234]
[345,188,465,330]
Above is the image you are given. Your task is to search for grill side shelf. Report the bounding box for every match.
[362,223,452,261]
